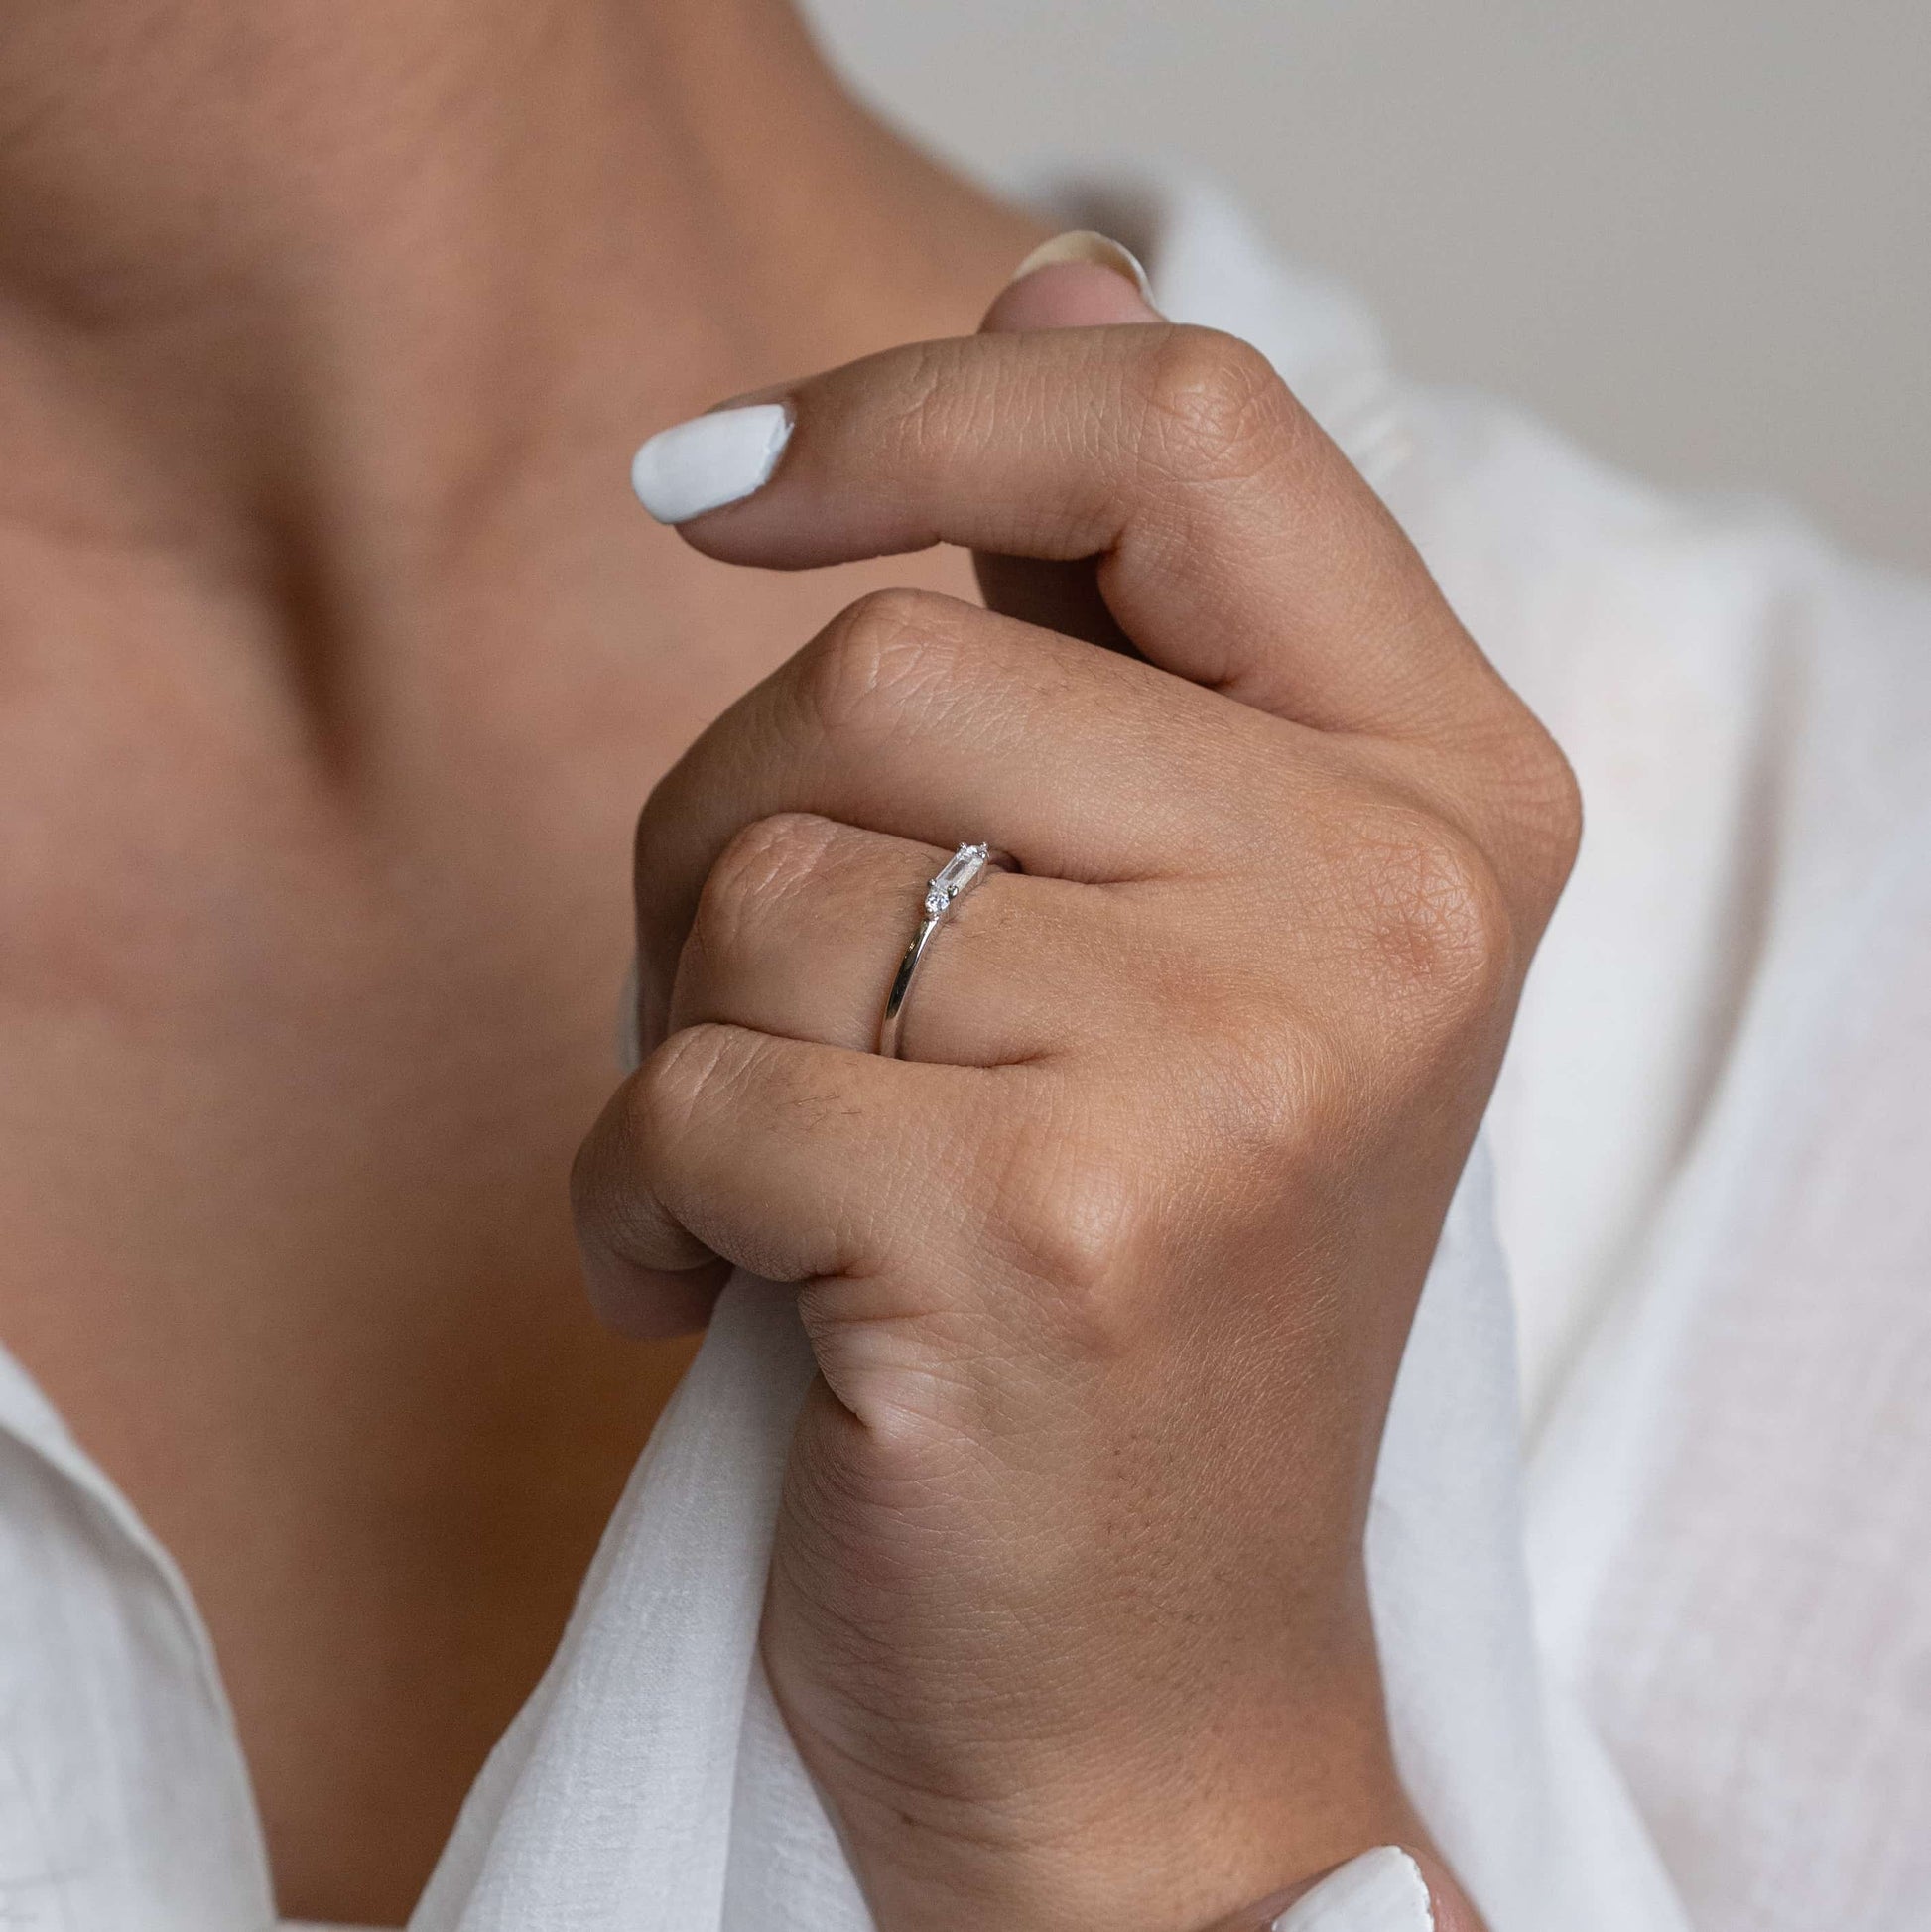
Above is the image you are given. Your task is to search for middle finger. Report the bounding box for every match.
[636,588,1303,1030]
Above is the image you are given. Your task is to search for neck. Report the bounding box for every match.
[0,0,1037,591]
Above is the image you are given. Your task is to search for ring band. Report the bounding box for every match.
[877,842,993,1058]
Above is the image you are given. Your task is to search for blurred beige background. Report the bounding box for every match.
[805,0,1928,574]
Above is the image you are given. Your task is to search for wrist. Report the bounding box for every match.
[850,1679,1430,1932]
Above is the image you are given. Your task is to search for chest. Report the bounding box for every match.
[0,534,979,1917]
[0,577,709,1921]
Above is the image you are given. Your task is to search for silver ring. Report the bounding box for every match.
[877,842,993,1058]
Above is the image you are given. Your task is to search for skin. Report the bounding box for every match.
[0,0,1041,1919]
[573,267,1576,1928]
[0,0,1571,1925]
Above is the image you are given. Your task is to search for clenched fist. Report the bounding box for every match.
[573,242,1576,1932]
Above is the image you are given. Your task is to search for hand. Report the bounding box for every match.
[573,249,1578,1931]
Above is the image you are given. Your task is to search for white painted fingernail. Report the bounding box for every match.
[629,401,793,524]
[1272,1848,1434,1932]
[1006,228,1153,299]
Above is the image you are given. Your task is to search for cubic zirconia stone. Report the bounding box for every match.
[922,842,988,920]
[934,842,986,890]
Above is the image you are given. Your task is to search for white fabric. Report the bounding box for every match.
[1,170,1927,1932]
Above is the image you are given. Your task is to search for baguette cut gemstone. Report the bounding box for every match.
[925,842,989,917]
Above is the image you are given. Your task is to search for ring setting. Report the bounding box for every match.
[877,842,992,1058]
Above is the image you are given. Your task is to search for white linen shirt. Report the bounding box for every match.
[3,172,1928,1932]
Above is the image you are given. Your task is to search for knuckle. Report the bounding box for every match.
[570,1030,737,1256]
[1348,808,1519,1025]
[568,1110,660,1265]
[1515,721,1585,900]
[800,586,961,738]
[631,1021,750,1154]
[694,813,840,964]
[1460,702,1586,915]
[1213,1009,1356,1164]
[1136,324,1298,485]
[1162,999,1361,1214]
[989,1114,1151,1352]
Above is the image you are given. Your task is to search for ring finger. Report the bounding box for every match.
[667,812,1136,1066]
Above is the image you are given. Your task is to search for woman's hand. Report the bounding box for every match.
[572,250,1578,1931]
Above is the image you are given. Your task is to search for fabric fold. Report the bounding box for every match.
[411,1148,1688,1932]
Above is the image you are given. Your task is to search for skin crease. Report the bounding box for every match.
[0,2,1559,1928]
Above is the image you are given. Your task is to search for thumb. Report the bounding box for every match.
[971,230,1163,647]
[980,229,1162,331]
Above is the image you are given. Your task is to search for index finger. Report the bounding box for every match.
[631,322,1512,742]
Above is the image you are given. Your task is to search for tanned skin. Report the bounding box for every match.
[0,1,1041,1917]
[0,3,1522,1926]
